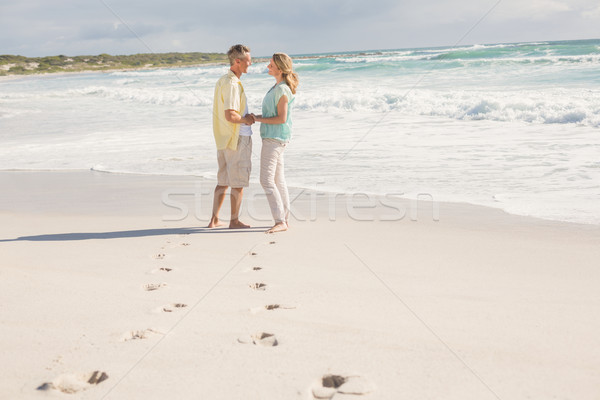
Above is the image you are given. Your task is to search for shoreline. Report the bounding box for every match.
[0,59,272,79]
[3,37,598,79]
[0,62,228,80]
[2,168,598,229]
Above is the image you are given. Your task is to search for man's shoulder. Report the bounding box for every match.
[216,73,230,85]
[216,74,240,94]
[217,70,239,84]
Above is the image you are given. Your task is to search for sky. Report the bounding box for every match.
[0,0,599,57]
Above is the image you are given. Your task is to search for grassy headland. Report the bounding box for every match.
[0,52,229,76]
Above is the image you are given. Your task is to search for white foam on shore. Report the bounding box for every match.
[1,42,599,225]
[67,86,213,107]
[1,112,598,226]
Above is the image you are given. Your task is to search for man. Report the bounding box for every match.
[208,44,254,228]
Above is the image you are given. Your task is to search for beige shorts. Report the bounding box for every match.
[217,135,252,188]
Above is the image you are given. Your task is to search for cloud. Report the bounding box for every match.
[582,4,600,18]
[78,22,166,41]
[490,0,572,21]
[0,0,598,57]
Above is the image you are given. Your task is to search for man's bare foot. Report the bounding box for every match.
[207,217,225,228]
[229,219,251,229]
[265,222,287,234]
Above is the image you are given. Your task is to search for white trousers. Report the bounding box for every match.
[260,138,290,224]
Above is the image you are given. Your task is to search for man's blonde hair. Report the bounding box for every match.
[227,44,250,66]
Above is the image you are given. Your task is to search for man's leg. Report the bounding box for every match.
[209,148,230,228]
[208,185,228,228]
[228,136,251,229]
[229,187,250,228]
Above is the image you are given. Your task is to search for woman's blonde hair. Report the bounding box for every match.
[272,53,299,94]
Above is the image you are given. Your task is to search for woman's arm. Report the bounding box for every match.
[255,95,288,124]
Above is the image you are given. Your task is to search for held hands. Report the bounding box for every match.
[242,113,265,125]
[245,113,263,125]
[244,113,255,125]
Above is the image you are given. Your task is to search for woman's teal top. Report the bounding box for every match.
[260,82,294,142]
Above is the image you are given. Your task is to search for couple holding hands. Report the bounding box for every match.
[208,44,299,233]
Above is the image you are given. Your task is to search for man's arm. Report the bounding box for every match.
[225,109,255,125]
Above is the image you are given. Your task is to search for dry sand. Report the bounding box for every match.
[1,170,599,399]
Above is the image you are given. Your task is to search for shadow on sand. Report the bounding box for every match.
[0,226,271,242]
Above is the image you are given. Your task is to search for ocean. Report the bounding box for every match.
[1,39,599,224]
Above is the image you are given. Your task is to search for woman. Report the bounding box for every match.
[253,53,299,233]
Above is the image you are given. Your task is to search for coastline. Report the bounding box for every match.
[2,169,599,399]
[0,62,228,80]
[0,59,272,79]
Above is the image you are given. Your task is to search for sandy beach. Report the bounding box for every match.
[1,170,599,399]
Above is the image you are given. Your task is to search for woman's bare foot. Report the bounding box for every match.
[265,222,287,234]
[207,216,225,228]
[229,219,251,229]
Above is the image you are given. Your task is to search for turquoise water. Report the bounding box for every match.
[1,39,599,224]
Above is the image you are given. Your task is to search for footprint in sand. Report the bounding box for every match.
[37,371,109,394]
[149,267,173,274]
[237,332,278,347]
[161,303,188,313]
[120,329,163,342]
[311,374,375,399]
[250,304,296,314]
[163,242,190,249]
[265,304,281,310]
[143,283,167,291]
[249,282,267,291]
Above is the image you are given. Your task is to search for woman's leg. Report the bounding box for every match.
[274,149,290,225]
[260,139,286,225]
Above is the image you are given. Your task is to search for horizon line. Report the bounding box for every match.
[2,37,599,60]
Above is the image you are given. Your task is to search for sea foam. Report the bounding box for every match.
[1,39,599,225]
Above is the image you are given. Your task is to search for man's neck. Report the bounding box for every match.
[230,67,242,78]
